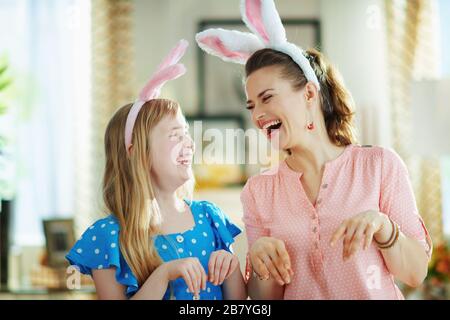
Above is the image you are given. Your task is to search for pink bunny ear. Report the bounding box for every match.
[240,0,286,46]
[196,29,264,65]
[139,64,186,101]
[156,39,189,73]
[124,40,189,152]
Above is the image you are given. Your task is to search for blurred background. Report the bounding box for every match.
[0,0,449,299]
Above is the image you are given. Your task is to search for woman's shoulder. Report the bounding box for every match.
[239,164,284,201]
[350,144,404,167]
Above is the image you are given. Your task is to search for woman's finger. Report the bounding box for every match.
[271,250,291,283]
[252,256,270,280]
[348,223,366,258]
[274,240,294,277]
[343,221,358,259]
[363,223,376,250]
[330,221,348,246]
[262,255,285,286]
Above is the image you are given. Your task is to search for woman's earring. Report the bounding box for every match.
[307,122,315,131]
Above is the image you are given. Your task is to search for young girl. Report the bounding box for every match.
[66,40,247,300]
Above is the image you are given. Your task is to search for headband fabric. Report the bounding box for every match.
[124,39,189,152]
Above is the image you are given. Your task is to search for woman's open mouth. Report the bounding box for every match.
[262,119,282,139]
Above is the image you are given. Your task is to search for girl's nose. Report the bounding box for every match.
[184,134,195,152]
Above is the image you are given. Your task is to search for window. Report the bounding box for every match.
[0,0,91,246]
[438,0,450,236]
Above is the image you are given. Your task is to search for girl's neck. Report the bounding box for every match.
[153,188,186,217]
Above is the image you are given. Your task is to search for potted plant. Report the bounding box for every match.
[423,239,450,299]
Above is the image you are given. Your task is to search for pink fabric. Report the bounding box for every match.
[245,0,270,43]
[199,36,249,60]
[124,39,188,152]
[240,144,432,300]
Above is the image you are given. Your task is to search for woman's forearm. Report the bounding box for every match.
[247,275,284,300]
[130,266,170,300]
[222,266,248,300]
[375,216,429,287]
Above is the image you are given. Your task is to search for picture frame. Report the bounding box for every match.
[42,218,76,268]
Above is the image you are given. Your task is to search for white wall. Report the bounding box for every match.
[319,0,392,146]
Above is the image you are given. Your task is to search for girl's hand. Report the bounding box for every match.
[208,250,239,286]
[330,210,391,260]
[160,257,207,297]
[249,237,294,286]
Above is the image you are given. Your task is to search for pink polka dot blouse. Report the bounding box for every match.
[240,144,432,300]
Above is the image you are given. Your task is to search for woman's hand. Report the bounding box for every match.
[330,210,391,260]
[249,237,294,286]
[159,257,207,297]
[208,250,239,286]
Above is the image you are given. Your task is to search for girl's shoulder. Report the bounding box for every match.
[66,215,122,273]
[79,215,120,243]
[188,200,229,222]
[188,199,242,247]
[66,214,139,297]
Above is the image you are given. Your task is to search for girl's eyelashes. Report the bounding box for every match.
[246,105,254,110]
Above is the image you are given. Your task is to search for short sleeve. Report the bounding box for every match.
[65,216,139,297]
[379,148,433,258]
[240,179,270,249]
[201,201,242,253]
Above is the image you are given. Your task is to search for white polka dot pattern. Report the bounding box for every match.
[240,145,431,300]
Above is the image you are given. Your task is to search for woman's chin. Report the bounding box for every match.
[269,130,288,151]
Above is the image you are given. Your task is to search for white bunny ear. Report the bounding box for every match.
[196,29,265,65]
[241,0,286,46]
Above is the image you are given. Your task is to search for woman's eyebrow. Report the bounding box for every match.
[246,88,274,104]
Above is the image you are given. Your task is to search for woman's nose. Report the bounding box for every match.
[253,107,266,123]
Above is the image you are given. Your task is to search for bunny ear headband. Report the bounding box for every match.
[195,0,320,90]
[124,39,189,153]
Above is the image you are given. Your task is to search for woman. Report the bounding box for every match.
[196,0,433,299]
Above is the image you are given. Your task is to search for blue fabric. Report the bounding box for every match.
[66,200,242,300]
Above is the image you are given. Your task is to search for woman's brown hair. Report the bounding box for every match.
[245,48,357,146]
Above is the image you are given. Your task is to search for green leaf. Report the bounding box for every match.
[0,103,7,115]
[0,65,7,76]
[0,79,11,91]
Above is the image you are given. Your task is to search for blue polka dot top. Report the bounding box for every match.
[66,200,242,300]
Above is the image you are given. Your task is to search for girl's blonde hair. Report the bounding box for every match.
[103,98,194,285]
